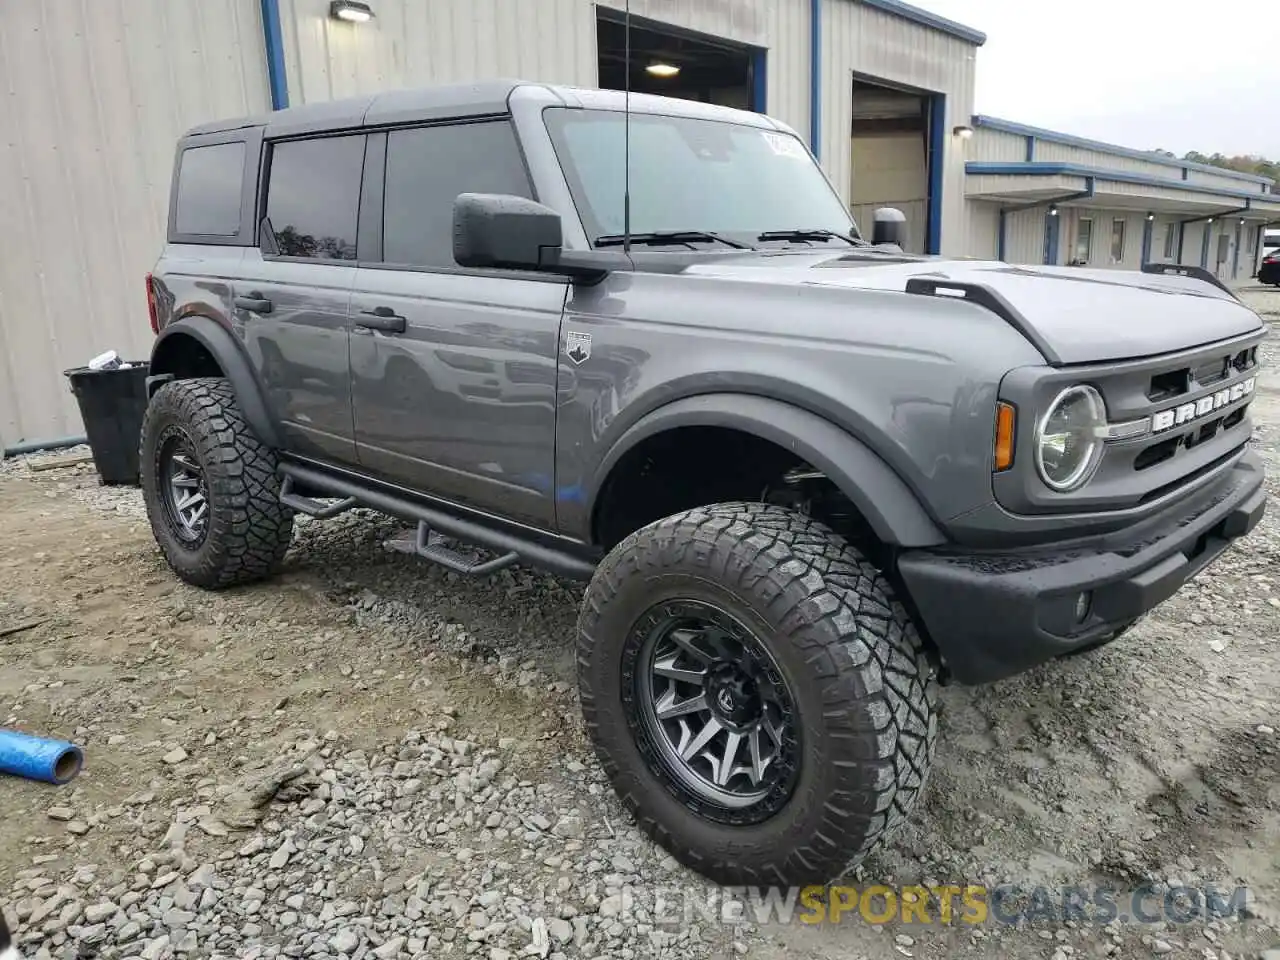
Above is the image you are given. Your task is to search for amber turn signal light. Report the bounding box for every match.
[994,402,1016,472]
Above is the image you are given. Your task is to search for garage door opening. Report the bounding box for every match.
[596,10,764,112]
[850,77,940,254]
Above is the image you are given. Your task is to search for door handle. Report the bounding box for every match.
[234,293,273,314]
[356,306,407,334]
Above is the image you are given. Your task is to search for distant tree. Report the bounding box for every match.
[1152,148,1279,192]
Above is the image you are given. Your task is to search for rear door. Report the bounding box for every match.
[233,133,366,465]
[349,119,568,530]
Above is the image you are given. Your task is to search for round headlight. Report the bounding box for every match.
[1035,385,1106,492]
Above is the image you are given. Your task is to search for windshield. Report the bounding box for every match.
[543,107,858,247]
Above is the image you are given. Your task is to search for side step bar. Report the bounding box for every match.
[277,461,597,581]
[385,522,519,577]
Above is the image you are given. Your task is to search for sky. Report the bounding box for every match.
[917,0,1278,159]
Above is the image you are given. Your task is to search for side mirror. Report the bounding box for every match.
[454,193,564,272]
[871,207,907,248]
[453,193,614,283]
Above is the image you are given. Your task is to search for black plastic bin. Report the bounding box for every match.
[64,362,151,486]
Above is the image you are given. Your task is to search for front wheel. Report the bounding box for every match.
[140,378,294,589]
[577,502,938,885]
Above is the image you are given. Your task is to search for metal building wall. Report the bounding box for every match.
[276,0,812,140]
[966,201,999,260]
[1004,207,1046,265]
[819,0,976,255]
[0,0,271,448]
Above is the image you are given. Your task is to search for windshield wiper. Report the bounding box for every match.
[595,230,753,250]
[756,228,865,246]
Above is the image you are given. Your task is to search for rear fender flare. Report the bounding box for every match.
[148,316,281,449]
[589,394,945,548]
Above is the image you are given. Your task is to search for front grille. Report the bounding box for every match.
[1089,334,1262,502]
[1146,345,1259,401]
[995,328,1265,516]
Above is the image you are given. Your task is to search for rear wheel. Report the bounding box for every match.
[577,502,937,885]
[141,378,293,589]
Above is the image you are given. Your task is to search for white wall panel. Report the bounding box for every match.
[277,0,599,102]
[966,201,999,260]
[0,0,269,447]
[1005,207,1045,266]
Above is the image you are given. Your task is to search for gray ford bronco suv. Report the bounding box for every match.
[141,80,1267,885]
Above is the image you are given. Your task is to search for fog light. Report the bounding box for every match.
[1074,591,1092,624]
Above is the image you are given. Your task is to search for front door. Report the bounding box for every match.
[235,132,367,465]
[349,120,567,529]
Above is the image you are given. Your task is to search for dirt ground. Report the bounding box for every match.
[1,288,1278,960]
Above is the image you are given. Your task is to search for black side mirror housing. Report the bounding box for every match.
[871,207,907,249]
[453,193,612,282]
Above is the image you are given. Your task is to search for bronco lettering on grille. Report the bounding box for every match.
[1151,377,1256,433]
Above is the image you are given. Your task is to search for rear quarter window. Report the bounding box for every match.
[174,142,246,237]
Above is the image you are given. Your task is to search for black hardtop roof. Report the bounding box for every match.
[184,78,529,140]
[180,79,784,143]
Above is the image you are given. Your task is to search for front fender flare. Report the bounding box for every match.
[589,394,945,548]
[148,316,281,449]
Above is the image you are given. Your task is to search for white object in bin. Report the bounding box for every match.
[88,350,123,371]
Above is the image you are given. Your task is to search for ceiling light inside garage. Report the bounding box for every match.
[646,62,681,78]
[330,1,374,23]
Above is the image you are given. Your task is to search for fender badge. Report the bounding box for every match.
[566,331,591,365]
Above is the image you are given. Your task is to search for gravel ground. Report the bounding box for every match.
[1,289,1278,960]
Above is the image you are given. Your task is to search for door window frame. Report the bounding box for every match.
[257,131,370,265]
[354,115,565,284]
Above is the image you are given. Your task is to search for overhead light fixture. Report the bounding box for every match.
[1146,213,1155,221]
[645,62,680,78]
[1049,205,1059,217]
[329,0,374,23]
[1207,217,1215,224]
[953,125,975,139]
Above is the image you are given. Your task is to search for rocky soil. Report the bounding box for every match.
[0,289,1278,960]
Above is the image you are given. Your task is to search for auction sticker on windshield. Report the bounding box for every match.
[762,131,808,160]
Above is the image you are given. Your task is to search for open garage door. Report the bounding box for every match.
[850,79,933,253]
[596,10,763,112]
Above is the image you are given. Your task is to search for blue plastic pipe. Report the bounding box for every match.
[0,729,83,785]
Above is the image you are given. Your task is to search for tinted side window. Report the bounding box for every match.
[266,135,365,260]
[175,142,245,236]
[383,121,532,268]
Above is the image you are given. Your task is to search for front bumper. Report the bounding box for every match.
[898,451,1267,685]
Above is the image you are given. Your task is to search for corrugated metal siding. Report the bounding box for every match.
[966,201,999,260]
[0,0,269,447]
[277,0,597,102]
[1034,141,1262,198]
[970,127,1024,163]
[1005,207,1045,265]
[820,1,976,254]
[277,0,811,139]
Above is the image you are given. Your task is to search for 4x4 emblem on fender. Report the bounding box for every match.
[566,331,591,365]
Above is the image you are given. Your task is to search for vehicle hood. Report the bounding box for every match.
[684,253,1264,365]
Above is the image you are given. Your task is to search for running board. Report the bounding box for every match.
[276,461,598,581]
[385,522,519,576]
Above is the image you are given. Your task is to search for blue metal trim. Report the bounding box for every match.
[1200,221,1212,269]
[965,162,1270,202]
[1177,222,1186,262]
[1024,136,1035,162]
[926,94,945,255]
[997,209,1007,261]
[808,0,821,152]
[859,0,986,45]
[970,116,1274,186]
[1140,217,1153,265]
[260,0,288,110]
[751,47,767,113]
[1181,168,1188,181]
